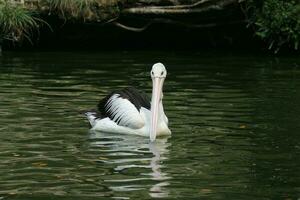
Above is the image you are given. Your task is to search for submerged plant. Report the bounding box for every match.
[0,0,44,43]
[246,0,300,53]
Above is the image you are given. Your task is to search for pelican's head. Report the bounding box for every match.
[150,63,167,79]
[149,63,167,142]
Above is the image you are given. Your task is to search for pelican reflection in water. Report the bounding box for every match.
[88,131,171,198]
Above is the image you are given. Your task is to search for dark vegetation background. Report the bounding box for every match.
[1,0,300,53]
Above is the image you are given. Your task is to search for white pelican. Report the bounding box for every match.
[85,63,171,141]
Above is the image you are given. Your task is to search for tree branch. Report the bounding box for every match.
[113,22,152,32]
[132,0,212,10]
[112,18,245,32]
[122,0,241,15]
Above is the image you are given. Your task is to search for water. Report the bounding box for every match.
[0,51,300,200]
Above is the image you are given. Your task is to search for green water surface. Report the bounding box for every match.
[0,52,299,199]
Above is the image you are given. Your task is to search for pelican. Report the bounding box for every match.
[85,63,171,141]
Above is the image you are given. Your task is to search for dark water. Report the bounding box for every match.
[0,52,300,200]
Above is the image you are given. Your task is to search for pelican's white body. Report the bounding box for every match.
[87,102,171,137]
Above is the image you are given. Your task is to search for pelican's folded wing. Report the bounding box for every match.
[98,87,150,129]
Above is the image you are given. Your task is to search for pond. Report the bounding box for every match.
[0,51,299,199]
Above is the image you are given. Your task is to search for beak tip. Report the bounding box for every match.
[150,135,156,142]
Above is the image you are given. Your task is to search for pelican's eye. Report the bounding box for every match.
[151,71,154,75]
[161,71,164,76]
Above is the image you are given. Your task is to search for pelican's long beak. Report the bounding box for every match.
[150,77,164,142]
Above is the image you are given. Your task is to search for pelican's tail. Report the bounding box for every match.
[84,110,101,128]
